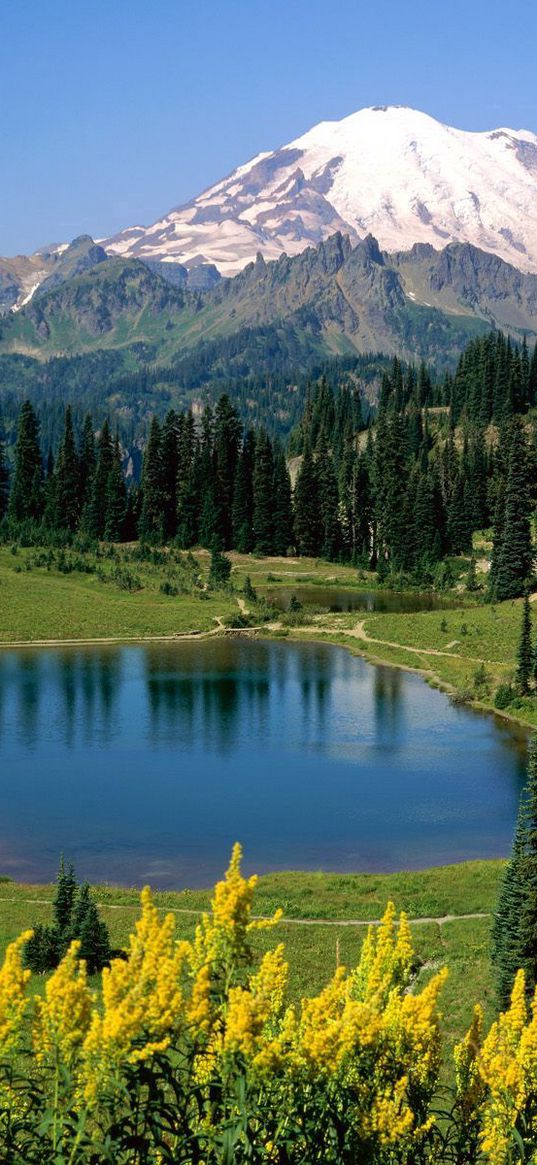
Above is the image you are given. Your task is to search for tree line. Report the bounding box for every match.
[1,330,536,600]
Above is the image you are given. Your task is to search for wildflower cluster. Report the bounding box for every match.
[2,847,537,1163]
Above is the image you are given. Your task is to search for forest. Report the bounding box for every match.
[1,331,536,603]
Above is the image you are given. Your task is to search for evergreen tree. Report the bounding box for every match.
[160,409,180,541]
[491,419,534,600]
[78,414,96,514]
[176,412,198,547]
[516,593,533,695]
[492,738,537,1005]
[214,394,242,549]
[294,440,320,556]
[232,430,256,553]
[104,436,127,541]
[272,442,293,556]
[208,545,231,589]
[70,883,111,973]
[83,420,114,539]
[0,416,9,519]
[139,417,164,543]
[252,430,274,555]
[55,406,80,532]
[53,855,77,937]
[8,400,43,523]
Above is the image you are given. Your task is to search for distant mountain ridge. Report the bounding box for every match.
[2,233,537,374]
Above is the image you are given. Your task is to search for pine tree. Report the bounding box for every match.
[8,400,43,523]
[83,420,114,539]
[214,394,242,549]
[252,430,274,555]
[78,414,96,514]
[316,434,341,561]
[272,442,293,556]
[0,416,9,519]
[70,883,111,973]
[491,813,525,1007]
[293,440,320,556]
[208,545,231,589]
[176,412,198,547]
[160,409,180,541]
[55,406,80,531]
[492,738,537,1005]
[232,431,255,553]
[104,436,127,541]
[491,419,534,600]
[516,593,533,695]
[139,417,164,543]
[53,856,77,937]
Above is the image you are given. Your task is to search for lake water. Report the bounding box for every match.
[0,639,528,888]
[261,586,459,614]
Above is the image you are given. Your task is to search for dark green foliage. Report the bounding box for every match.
[232,430,256,553]
[8,400,43,523]
[0,417,9,519]
[252,430,275,555]
[139,416,164,543]
[294,441,320,556]
[70,882,112,974]
[492,738,537,1005]
[516,594,533,695]
[24,857,111,975]
[83,419,114,540]
[243,575,257,603]
[54,855,77,934]
[489,419,534,601]
[54,406,80,531]
[208,545,232,589]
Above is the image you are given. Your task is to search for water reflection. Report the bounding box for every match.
[262,587,460,614]
[0,639,529,887]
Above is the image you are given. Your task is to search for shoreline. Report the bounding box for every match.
[0,617,533,733]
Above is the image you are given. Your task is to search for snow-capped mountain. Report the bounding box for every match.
[103,105,537,276]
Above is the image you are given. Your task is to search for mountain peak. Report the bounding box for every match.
[98,105,537,278]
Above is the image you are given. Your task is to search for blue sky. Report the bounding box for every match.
[2,0,537,255]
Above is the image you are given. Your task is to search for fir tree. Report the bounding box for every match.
[53,855,77,937]
[492,738,537,1005]
[0,416,9,519]
[491,419,534,600]
[55,406,80,532]
[208,545,231,589]
[516,593,533,695]
[232,431,255,553]
[252,430,274,555]
[70,883,111,974]
[8,400,43,523]
[78,414,96,514]
[139,416,164,543]
[83,420,114,539]
[104,437,127,541]
[293,440,320,557]
[271,442,293,556]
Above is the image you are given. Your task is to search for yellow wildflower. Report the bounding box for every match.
[192,843,282,973]
[478,970,528,1165]
[33,941,93,1065]
[0,931,32,1054]
[82,887,190,1102]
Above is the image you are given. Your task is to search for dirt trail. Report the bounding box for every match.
[0,896,490,928]
[295,620,498,666]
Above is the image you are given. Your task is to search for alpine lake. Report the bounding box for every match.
[0,585,528,887]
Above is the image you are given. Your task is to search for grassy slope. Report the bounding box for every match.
[0,861,502,1051]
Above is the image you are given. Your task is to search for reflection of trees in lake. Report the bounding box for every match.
[144,643,271,756]
[0,649,124,750]
[373,666,404,746]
